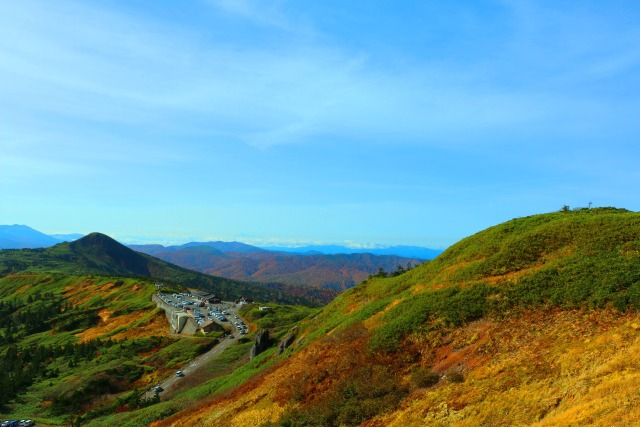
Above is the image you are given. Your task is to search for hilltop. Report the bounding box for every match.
[94,207,640,427]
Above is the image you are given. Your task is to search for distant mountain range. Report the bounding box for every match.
[129,241,268,255]
[1,225,443,259]
[130,242,426,290]
[260,244,443,259]
[1,225,443,290]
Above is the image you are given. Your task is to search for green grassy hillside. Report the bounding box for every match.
[297,207,640,352]
[137,207,640,427]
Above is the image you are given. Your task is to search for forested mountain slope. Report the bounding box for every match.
[132,244,424,291]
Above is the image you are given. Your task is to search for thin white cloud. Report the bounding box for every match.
[205,0,313,34]
[2,0,639,160]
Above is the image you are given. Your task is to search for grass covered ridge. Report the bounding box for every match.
[370,208,640,352]
[144,208,640,426]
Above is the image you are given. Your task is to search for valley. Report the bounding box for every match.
[135,246,425,291]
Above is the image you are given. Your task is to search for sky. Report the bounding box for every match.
[1,0,639,249]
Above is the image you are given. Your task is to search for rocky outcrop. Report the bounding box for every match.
[278,327,298,355]
[249,329,271,359]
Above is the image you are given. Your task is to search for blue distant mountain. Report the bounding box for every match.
[129,241,267,255]
[260,244,443,259]
[0,224,61,249]
[180,241,268,253]
[1,224,444,261]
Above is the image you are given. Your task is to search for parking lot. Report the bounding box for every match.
[145,292,250,400]
[155,292,249,336]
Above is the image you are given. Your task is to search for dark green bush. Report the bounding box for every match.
[411,367,440,388]
[370,283,494,353]
[447,371,464,383]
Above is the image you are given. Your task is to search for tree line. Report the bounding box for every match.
[370,261,419,279]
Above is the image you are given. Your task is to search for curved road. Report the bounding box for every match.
[145,302,246,400]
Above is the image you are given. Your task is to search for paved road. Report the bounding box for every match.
[145,302,245,400]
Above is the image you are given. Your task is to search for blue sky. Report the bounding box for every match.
[1,0,639,248]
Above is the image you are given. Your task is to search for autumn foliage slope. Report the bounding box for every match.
[151,208,640,426]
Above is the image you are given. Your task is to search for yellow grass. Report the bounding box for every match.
[149,301,640,427]
[76,309,169,342]
[368,309,640,427]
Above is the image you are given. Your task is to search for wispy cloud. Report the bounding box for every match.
[3,0,639,248]
[501,0,640,79]
[3,0,639,197]
[4,0,638,160]
[205,0,313,34]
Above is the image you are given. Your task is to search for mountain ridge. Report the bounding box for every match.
[0,224,442,259]
[133,245,424,291]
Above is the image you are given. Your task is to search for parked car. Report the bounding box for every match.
[19,421,35,427]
